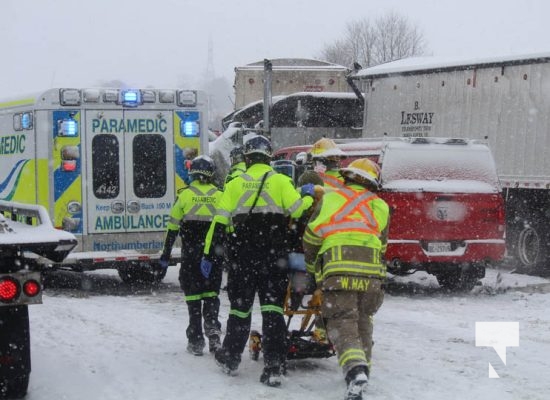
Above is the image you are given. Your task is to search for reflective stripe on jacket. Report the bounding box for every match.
[318,169,347,191]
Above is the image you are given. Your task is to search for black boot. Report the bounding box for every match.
[214,348,239,376]
[260,366,282,388]
[344,366,369,400]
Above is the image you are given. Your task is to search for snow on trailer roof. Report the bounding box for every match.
[284,91,358,99]
[355,51,550,78]
[237,58,349,71]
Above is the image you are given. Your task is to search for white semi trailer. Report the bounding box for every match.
[352,52,550,270]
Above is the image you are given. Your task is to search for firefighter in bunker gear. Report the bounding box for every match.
[302,158,389,400]
[297,137,348,342]
[160,155,223,356]
[203,135,314,387]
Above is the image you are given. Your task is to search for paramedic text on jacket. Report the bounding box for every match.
[203,135,314,387]
[159,155,223,356]
[302,158,390,400]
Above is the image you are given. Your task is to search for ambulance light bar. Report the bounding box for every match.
[59,89,81,106]
[159,90,175,103]
[83,89,101,103]
[177,90,197,107]
[142,90,156,103]
[103,90,118,102]
[120,90,142,107]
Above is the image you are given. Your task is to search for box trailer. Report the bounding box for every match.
[233,58,351,109]
[353,53,550,270]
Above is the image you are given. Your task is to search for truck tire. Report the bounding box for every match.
[514,224,547,268]
[0,306,31,399]
[118,262,166,285]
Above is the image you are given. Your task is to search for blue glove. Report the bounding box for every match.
[200,257,213,279]
[300,183,315,198]
[159,259,169,269]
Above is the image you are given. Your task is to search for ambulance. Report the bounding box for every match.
[0,88,209,284]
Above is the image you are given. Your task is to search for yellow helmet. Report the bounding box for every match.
[339,158,381,189]
[310,138,346,160]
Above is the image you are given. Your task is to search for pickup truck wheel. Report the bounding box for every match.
[0,306,31,399]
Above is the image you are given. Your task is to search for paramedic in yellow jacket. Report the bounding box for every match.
[302,158,390,400]
[224,145,247,186]
[201,135,315,387]
[159,155,223,357]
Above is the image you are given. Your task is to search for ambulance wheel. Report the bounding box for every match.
[118,262,166,285]
[0,306,31,399]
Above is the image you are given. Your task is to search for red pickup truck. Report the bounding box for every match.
[273,137,506,291]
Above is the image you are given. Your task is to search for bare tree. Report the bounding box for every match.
[318,11,427,68]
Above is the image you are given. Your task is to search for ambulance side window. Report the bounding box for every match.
[133,134,167,198]
[92,134,120,199]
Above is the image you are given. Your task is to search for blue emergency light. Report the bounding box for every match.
[120,90,141,107]
[59,119,78,137]
[183,121,199,137]
[179,111,200,137]
[21,113,32,129]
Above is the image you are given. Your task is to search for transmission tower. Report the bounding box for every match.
[205,35,216,128]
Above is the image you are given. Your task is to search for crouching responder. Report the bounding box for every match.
[159,155,223,357]
[302,158,390,400]
[201,135,315,387]
[298,137,347,191]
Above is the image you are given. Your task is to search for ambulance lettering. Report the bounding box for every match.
[91,118,168,133]
[94,214,170,230]
[93,240,164,252]
[0,134,26,155]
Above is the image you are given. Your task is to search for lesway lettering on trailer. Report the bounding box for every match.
[94,214,170,230]
[0,134,25,155]
[91,118,168,133]
[400,111,434,125]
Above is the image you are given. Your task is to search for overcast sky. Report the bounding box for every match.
[1,0,549,101]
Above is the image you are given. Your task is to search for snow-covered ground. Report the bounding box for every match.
[27,266,550,400]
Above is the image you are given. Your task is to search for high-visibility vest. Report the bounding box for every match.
[312,187,379,239]
[166,182,221,231]
[318,170,347,191]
